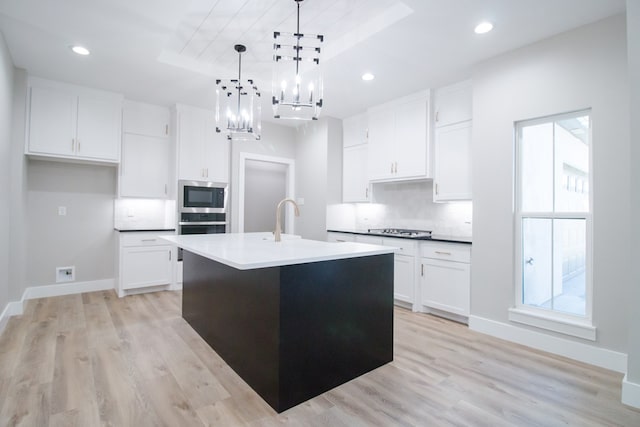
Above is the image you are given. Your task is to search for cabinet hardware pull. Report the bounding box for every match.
[435,251,452,255]
[394,162,398,173]
[435,183,439,195]
[141,239,157,242]
[365,187,369,199]
[165,124,169,135]
[169,251,172,261]
[436,111,439,122]
[390,163,393,173]
[421,264,424,276]
[71,138,75,151]
[336,239,346,242]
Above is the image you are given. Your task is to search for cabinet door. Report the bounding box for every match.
[28,86,77,156]
[421,258,470,316]
[121,246,172,290]
[123,101,170,138]
[435,81,472,128]
[120,134,169,198]
[203,118,230,183]
[434,120,472,201]
[76,93,121,161]
[367,108,394,181]
[394,254,415,303]
[343,144,369,202]
[343,113,367,148]
[395,98,428,179]
[327,232,356,243]
[177,108,207,181]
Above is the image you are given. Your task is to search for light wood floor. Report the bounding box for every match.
[0,290,639,426]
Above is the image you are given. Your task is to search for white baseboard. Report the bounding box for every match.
[0,300,25,334]
[24,278,114,300]
[0,279,114,336]
[622,375,640,408]
[469,315,627,373]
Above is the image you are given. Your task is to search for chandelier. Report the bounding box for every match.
[272,0,324,121]
[215,44,261,140]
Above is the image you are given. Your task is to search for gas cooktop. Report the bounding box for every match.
[367,228,433,239]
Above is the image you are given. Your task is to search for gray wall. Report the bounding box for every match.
[627,0,640,384]
[471,15,630,352]
[229,121,296,233]
[295,117,342,241]
[9,68,27,301]
[0,31,14,311]
[26,161,117,286]
[244,160,287,232]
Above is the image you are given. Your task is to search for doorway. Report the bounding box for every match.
[238,153,295,234]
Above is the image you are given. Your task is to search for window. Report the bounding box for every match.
[513,110,593,335]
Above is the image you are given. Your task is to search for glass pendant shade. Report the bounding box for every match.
[272,0,323,121]
[216,45,261,140]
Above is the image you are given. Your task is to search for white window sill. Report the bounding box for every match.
[508,308,596,341]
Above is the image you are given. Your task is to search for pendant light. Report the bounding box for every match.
[272,0,324,121]
[216,44,261,140]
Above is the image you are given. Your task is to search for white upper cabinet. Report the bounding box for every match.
[433,80,473,202]
[343,144,369,202]
[342,112,369,202]
[26,77,123,163]
[434,80,472,128]
[120,101,172,198]
[367,90,431,182]
[434,121,473,201]
[123,100,170,138]
[342,113,368,147]
[176,105,229,183]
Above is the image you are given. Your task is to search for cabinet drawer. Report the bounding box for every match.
[327,232,356,243]
[382,238,416,256]
[120,232,168,247]
[420,242,470,263]
[355,235,384,245]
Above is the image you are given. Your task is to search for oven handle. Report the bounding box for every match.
[178,221,227,226]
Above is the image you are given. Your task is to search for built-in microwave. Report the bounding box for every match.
[179,180,227,213]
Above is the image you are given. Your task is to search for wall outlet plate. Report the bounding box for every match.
[56,266,75,283]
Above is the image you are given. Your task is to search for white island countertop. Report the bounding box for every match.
[160,232,395,270]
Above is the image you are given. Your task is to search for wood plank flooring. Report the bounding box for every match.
[0,290,639,426]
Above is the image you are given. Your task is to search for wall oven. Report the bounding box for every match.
[177,181,228,261]
[179,180,227,213]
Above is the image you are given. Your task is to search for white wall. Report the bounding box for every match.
[472,15,630,353]
[0,31,14,312]
[229,121,296,233]
[295,117,342,241]
[626,0,640,394]
[26,160,117,286]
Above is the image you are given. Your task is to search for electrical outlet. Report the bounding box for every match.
[58,206,67,216]
[56,266,75,283]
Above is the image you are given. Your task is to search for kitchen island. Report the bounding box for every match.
[160,232,395,413]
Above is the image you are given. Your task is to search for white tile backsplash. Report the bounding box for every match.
[327,180,472,237]
[114,199,176,230]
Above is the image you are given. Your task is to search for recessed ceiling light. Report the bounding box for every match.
[362,73,375,81]
[474,22,494,34]
[71,45,90,56]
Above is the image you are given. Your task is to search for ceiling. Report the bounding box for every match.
[0,0,626,124]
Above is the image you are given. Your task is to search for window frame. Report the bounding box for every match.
[512,109,595,339]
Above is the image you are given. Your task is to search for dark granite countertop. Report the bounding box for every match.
[327,229,472,245]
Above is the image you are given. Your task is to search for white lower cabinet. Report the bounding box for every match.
[117,232,176,297]
[420,241,471,320]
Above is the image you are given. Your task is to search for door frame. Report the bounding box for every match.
[238,153,296,234]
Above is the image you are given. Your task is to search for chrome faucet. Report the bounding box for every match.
[274,198,300,242]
